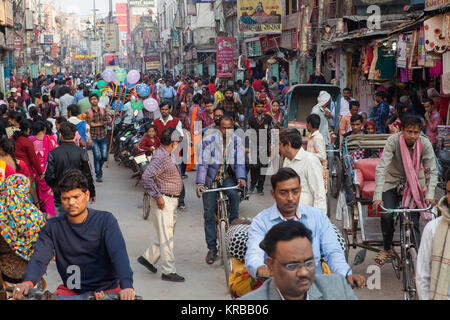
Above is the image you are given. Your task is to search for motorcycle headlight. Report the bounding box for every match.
[120,137,127,142]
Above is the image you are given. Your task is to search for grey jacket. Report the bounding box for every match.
[239,274,358,300]
[373,133,438,201]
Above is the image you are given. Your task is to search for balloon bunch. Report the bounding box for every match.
[97,68,159,113]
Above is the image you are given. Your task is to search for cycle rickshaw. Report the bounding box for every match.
[336,133,434,300]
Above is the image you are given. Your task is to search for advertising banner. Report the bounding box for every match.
[238,0,282,34]
[216,37,234,78]
[144,55,160,70]
[104,54,120,69]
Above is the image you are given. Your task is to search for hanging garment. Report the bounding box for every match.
[376,46,397,80]
[368,45,380,80]
[397,34,408,69]
[424,15,448,54]
[364,45,374,75]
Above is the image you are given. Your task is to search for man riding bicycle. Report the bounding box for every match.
[373,115,438,266]
[12,170,136,300]
[196,115,247,265]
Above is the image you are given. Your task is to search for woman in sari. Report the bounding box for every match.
[0,174,46,298]
[29,121,58,218]
[267,100,285,129]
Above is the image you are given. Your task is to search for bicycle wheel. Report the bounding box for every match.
[330,157,342,199]
[143,193,151,220]
[219,220,232,287]
[403,247,418,300]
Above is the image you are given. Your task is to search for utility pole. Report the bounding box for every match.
[93,0,97,74]
[315,0,324,76]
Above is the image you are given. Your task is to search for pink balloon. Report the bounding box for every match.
[102,69,115,83]
[127,70,141,84]
[144,98,159,113]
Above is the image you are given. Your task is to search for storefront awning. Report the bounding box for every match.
[330,15,427,43]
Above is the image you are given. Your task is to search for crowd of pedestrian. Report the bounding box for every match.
[0,70,448,301]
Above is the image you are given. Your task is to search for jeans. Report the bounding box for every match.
[54,201,66,217]
[92,138,108,179]
[202,176,240,250]
[381,188,421,250]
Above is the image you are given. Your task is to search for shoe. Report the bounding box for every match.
[162,273,185,282]
[258,190,264,196]
[178,204,186,211]
[182,174,188,180]
[205,249,218,265]
[137,256,157,274]
[248,186,256,194]
[96,178,103,183]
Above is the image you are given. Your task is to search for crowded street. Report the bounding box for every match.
[0,0,449,304]
[40,156,409,300]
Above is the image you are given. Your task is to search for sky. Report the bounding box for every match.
[58,0,119,16]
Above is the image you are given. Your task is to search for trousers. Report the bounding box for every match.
[143,195,178,275]
[381,188,421,250]
[92,138,108,179]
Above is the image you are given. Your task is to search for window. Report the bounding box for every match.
[286,0,298,16]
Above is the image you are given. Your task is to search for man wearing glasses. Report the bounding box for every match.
[245,168,365,288]
[240,220,357,300]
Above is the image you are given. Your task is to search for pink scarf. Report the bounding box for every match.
[399,134,431,220]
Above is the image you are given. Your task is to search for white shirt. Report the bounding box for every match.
[283,148,327,214]
[58,94,74,117]
[307,130,327,163]
[416,216,450,300]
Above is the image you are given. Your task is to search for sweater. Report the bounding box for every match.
[23,209,134,294]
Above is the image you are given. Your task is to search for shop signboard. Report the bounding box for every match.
[425,0,449,8]
[245,40,262,57]
[14,36,23,52]
[354,0,409,5]
[104,23,120,53]
[238,0,282,34]
[144,55,160,70]
[216,37,234,78]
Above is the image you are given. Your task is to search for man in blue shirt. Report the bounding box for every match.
[73,84,85,104]
[374,91,390,134]
[12,170,136,300]
[161,80,177,106]
[245,167,366,288]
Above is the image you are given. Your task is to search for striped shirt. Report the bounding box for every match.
[142,146,183,199]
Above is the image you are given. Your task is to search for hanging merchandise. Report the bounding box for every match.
[397,34,408,69]
[409,30,420,69]
[363,45,374,76]
[368,45,380,81]
[424,15,448,54]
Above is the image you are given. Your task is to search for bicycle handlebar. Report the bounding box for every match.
[379,205,433,214]
[200,185,242,194]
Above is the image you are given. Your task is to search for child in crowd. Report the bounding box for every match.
[139,124,160,157]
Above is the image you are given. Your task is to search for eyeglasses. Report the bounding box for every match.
[274,258,316,272]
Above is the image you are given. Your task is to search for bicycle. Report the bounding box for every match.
[4,286,143,301]
[379,204,433,300]
[200,184,242,288]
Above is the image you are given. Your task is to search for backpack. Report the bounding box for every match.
[87,107,106,121]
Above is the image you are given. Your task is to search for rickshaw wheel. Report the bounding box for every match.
[330,157,343,199]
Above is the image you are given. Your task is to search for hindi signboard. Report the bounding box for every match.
[238,0,282,34]
[216,37,234,78]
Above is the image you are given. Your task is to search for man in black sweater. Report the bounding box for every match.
[12,170,135,300]
[45,122,96,217]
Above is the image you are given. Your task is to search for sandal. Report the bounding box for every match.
[374,249,393,266]
[205,250,217,265]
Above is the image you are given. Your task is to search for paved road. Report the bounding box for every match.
[43,157,409,300]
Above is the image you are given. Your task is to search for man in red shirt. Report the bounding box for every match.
[207,78,216,96]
